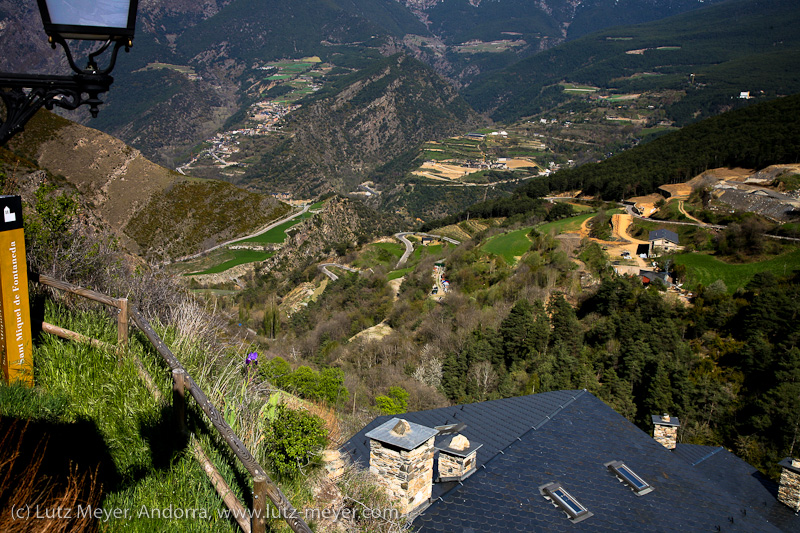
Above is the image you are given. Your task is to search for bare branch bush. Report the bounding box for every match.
[0,420,102,533]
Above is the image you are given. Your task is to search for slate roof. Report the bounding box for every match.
[341,390,800,532]
[639,270,672,286]
[648,229,679,244]
[341,390,583,500]
[674,443,798,532]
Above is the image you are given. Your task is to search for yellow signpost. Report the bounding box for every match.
[0,196,32,386]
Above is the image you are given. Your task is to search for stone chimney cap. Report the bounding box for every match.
[365,418,438,451]
[391,419,411,436]
[436,435,483,458]
[449,435,470,451]
[651,414,680,427]
[779,457,800,475]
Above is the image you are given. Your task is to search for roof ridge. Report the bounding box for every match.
[690,445,725,466]
[428,389,588,507]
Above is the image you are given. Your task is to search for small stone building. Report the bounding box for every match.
[648,229,680,255]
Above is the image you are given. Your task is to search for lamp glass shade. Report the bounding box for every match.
[38,0,137,40]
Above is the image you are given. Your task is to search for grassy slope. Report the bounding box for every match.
[538,213,594,234]
[186,250,276,275]
[1,302,243,532]
[482,228,533,264]
[237,216,308,245]
[674,248,800,293]
[126,180,289,259]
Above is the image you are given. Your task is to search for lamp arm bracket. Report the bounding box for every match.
[0,73,113,145]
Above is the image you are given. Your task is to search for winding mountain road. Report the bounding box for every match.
[393,232,461,269]
[170,203,310,265]
[318,263,360,281]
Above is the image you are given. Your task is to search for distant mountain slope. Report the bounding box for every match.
[420,93,800,228]
[414,0,723,44]
[0,0,734,167]
[465,0,800,123]
[3,111,287,260]
[176,0,428,65]
[236,54,483,196]
[537,92,800,199]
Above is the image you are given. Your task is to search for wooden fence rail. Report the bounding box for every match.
[33,274,312,533]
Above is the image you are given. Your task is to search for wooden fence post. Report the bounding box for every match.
[117,297,128,349]
[172,368,187,436]
[252,475,267,533]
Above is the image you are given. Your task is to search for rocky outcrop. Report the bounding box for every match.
[263,196,401,273]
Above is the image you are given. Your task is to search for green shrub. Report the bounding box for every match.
[263,405,327,478]
[260,358,347,405]
[288,366,318,397]
[318,367,347,405]
[374,386,409,415]
[260,356,292,387]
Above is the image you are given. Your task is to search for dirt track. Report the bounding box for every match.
[576,213,647,272]
[677,200,705,224]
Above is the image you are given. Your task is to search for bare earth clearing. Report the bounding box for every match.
[413,158,538,181]
[628,193,663,216]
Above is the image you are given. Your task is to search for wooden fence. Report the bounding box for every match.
[33,274,312,533]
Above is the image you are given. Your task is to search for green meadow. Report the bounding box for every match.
[674,248,800,292]
[238,211,316,245]
[388,267,413,280]
[538,213,594,235]
[186,250,274,275]
[482,228,534,264]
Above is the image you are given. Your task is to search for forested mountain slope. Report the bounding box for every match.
[540,92,800,199]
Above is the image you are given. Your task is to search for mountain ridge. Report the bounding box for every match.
[3,111,287,260]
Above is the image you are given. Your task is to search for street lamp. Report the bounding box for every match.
[0,0,138,145]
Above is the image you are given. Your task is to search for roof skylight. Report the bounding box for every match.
[605,461,654,496]
[539,482,593,523]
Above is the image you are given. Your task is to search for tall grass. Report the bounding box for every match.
[674,248,800,292]
[3,294,400,532]
[1,301,251,532]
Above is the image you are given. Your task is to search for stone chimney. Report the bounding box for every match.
[366,418,437,515]
[777,457,800,511]
[436,434,482,482]
[651,413,680,449]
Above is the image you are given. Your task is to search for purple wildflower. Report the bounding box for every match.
[246,352,258,365]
